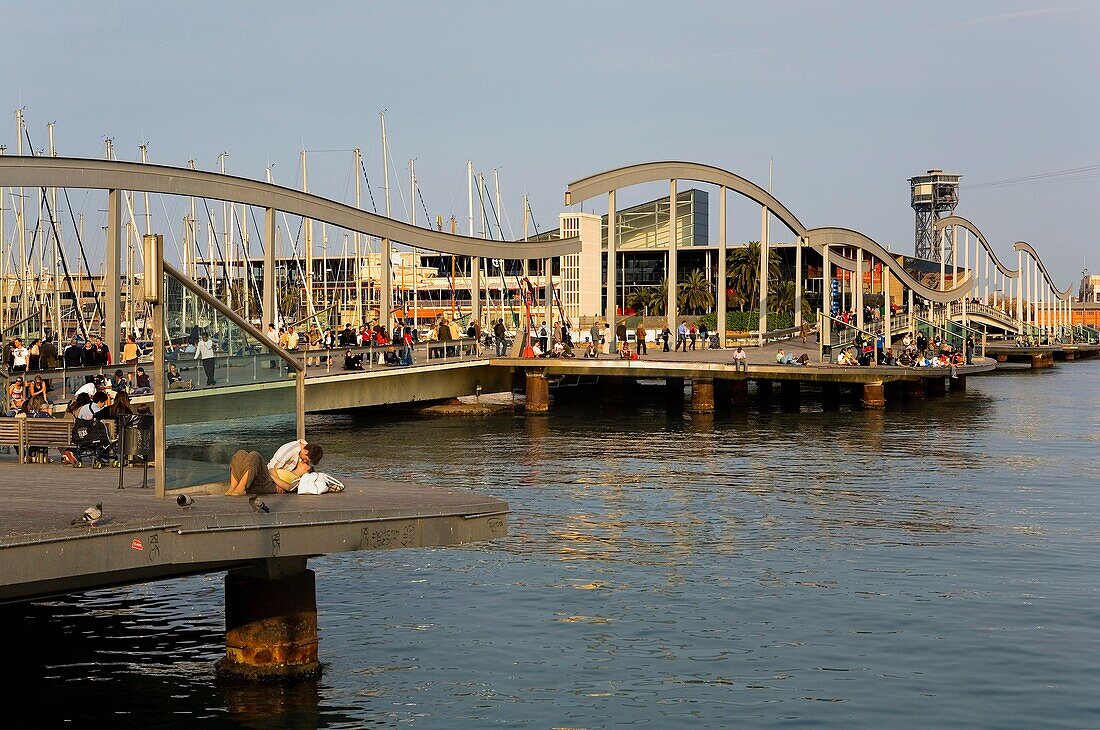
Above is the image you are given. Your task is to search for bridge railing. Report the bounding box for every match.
[914,316,986,360]
[288,337,487,373]
[818,312,879,364]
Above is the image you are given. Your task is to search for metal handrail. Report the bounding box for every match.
[914,316,986,359]
[818,312,879,364]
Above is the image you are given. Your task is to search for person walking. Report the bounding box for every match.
[538,321,549,356]
[965,334,975,365]
[615,320,627,357]
[675,321,688,352]
[635,322,647,356]
[494,318,507,356]
[196,332,217,386]
[699,320,709,349]
[589,320,601,353]
[661,326,671,352]
[689,323,698,351]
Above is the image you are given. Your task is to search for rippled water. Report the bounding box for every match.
[10,363,1100,727]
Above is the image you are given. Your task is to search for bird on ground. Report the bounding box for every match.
[71,503,104,526]
[248,496,270,514]
[176,494,194,508]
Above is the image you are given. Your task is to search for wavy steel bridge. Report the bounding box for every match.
[0,156,1091,680]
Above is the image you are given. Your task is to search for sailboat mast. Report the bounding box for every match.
[380,111,392,330]
[353,148,363,327]
[218,152,231,308]
[16,109,28,325]
[48,123,62,338]
[0,144,6,331]
[410,158,418,331]
[301,150,313,321]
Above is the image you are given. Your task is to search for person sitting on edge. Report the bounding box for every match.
[344,349,364,370]
[132,367,152,395]
[167,362,193,390]
[583,337,598,359]
[733,346,747,373]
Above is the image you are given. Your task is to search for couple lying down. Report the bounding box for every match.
[226,439,324,496]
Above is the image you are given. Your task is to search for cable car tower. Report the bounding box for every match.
[910,169,961,261]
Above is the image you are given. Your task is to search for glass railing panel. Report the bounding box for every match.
[162,268,298,492]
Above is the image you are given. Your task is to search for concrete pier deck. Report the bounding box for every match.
[0,458,507,603]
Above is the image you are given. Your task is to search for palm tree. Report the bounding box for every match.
[678,269,713,314]
[725,242,780,312]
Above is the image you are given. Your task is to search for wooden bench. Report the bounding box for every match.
[21,418,118,463]
[0,418,25,462]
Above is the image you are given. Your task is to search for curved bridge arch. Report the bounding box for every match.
[1013,241,1074,300]
[565,160,808,238]
[0,156,580,258]
[806,227,977,304]
[935,215,1018,278]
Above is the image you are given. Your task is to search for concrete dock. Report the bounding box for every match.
[0,456,507,678]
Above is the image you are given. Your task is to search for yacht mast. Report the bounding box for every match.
[16,109,28,325]
[380,111,392,330]
[410,158,418,330]
[301,150,313,321]
[0,144,6,331]
[218,152,231,308]
[353,148,363,327]
[48,123,62,339]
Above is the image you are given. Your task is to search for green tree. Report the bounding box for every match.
[725,242,780,312]
[678,269,713,314]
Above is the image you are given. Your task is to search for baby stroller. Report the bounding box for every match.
[70,418,119,469]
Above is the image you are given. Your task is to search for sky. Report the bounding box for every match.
[3,0,1098,283]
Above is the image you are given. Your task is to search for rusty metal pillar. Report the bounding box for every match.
[216,559,320,681]
[524,370,549,415]
[690,378,715,413]
[780,380,801,412]
[861,382,886,409]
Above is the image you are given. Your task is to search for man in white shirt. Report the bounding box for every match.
[733,346,748,373]
[195,332,216,386]
[11,339,29,372]
[268,439,308,471]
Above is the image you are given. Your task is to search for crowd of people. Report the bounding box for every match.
[833,330,974,369]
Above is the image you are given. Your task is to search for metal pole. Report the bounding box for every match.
[758,204,768,342]
[606,189,616,350]
[264,208,277,328]
[855,248,864,331]
[667,179,678,331]
[106,189,123,352]
[354,148,363,328]
[717,187,727,347]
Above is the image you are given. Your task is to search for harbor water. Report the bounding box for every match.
[11,362,1100,727]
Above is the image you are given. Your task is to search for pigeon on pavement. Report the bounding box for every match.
[71,503,104,526]
[248,495,270,514]
[176,494,194,508]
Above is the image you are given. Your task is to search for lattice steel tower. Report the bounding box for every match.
[910,169,961,261]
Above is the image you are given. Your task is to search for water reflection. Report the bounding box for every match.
[11,363,1100,727]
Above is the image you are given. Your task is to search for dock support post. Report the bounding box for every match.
[217,559,320,681]
[757,379,773,410]
[861,382,886,409]
[952,375,966,392]
[665,377,685,410]
[906,379,926,400]
[524,370,549,415]
[780,380,800,412]
[821,382,840,411]
[729,379,749,407]
[1031,353,1052,368]
[690,378,715,413]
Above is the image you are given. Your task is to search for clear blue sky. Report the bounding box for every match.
[4,1,1098,283]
